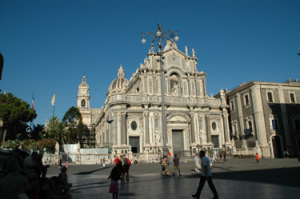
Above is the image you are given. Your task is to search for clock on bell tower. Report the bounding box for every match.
[77,75,90,110]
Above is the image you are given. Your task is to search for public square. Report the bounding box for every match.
[47,158,300,199]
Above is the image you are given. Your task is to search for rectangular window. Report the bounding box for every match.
[184,82,188,95]
[234,124,238,135]
[272,119,279,130]
[244,95,249,106]
[290,93,296,103]
[192,82,195,95]
[248,121,252,129]
[148,79,152,94]
[230,100,235,111]
[295,119,300,130]
[267,92,273,102]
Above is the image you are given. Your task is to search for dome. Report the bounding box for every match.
[108,65,129,93]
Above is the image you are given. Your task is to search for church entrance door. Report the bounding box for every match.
[172,130,183,157]
[129,136,140,153]
[272,136,282,158]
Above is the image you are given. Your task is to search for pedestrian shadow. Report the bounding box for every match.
[186,167,300,188]
[74,166,112,175]
[72,181,107,188]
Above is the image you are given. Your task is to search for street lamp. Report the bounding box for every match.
[141,23,179,157]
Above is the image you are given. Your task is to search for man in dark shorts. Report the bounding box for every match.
[172,154,181,176]
[122,154,131,181]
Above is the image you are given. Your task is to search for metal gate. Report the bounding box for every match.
[172,130,183,157]
[129,136,140,153]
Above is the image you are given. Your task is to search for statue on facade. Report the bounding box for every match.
[172,83,179,96]
[155,127,161,144]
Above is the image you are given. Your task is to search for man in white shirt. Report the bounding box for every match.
[192,150,219,199]
[194,154,200,172]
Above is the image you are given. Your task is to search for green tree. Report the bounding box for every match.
[62,106,84,144]
[46,116,68,147]
[0,93,37,148]
[27,123,45,140]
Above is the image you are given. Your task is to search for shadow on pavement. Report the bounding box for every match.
[74,166,112,175]
[186,167,300,188]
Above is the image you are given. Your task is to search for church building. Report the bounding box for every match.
[77,40,231,157]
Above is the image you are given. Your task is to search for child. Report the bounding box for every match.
[58,166,72,193]
[108,166,121,199]
[255,153,259,163]
[103,157,106,167]
[66,160,69,168]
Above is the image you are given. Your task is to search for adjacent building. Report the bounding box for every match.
[226,80,300,158]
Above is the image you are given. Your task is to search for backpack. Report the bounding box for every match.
[117,159,122,166]
[124,158,131,166]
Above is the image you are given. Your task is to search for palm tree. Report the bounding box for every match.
[46,116,68,147]
[27,123,45,140]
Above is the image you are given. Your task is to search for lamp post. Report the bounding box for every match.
[141,23,179,157]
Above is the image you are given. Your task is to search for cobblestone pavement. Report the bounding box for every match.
[47,158,300,199]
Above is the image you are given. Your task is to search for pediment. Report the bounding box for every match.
[163,48,187,61]
[167,113,190,123]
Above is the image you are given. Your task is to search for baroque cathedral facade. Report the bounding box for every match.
[77,40,231,157]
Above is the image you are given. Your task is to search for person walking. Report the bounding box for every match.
[219,153,223,164]
[223,153,227,164]
[58,157,62,168]
[161,156,169,176]
[207,153,213,168]
[172,154,181,176]
[255,153,260,163]
[192,150,219,199]
[103,157,106,167]
[66,160,69,169]
[122,155,131,181]
[108,166,121,199]
[194,153,200,172]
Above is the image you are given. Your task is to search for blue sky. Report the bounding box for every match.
[1,0,299,125]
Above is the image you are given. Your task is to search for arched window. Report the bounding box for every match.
[81,99,86,107]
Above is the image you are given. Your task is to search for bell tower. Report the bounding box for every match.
[77,75,91,125]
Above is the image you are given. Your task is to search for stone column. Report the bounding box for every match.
[250,84,270,157]
[117,112,121,146]
[278,86,292,148]
[144,110,150,144]
[121,112,127,145]
[187,74,191,96]
[143,71,147,94]
[199,79,204,97]
[235,93,248,149]
[220,89,231,146]
[203,79,207,96]
[190,112,195,143]
[206,115,212,143]
[222,111,231,145]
